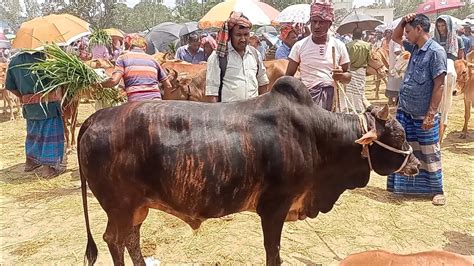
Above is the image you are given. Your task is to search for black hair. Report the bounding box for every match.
[408,14,430,33]
[188,33,200,43]
[352,28,363,39]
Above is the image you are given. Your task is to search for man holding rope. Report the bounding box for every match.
[285,0,351,111]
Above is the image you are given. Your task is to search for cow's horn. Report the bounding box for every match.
[377,104,389,121]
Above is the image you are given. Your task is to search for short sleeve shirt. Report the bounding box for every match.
[114,49,168,94]
[5,52,61,120]
[398,39,447,117]
[289,36,350,88]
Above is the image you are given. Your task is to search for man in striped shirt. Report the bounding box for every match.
[102,36,172,101]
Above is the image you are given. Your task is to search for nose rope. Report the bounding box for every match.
[358,113,414,173]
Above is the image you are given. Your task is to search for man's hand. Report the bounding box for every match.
[332,67,344,82]
[403,13,417,24]
[422,112,436,130]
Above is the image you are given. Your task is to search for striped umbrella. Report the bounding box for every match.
[199,0,279,29]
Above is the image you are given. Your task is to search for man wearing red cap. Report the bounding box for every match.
[275,25,299,59]
[285,0,351,111]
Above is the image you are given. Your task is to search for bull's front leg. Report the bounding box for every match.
[257,194,292,266]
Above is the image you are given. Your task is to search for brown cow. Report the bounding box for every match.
[454,52,474,138]
[340,250,472,266]
[264,59,288,91]
[62,59,116,154]
[0,61,22,120]
[78,77,420,265]
[366,48,389,99]
[162,60,289,101]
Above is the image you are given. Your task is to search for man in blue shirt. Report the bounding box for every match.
[388,13,447,206]
[175,33,206,64]
[275,25,298,60]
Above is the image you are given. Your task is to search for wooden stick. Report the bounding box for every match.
[332,46,339,112]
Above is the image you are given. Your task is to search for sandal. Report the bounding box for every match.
[432,194,446,206]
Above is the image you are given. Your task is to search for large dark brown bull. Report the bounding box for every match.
[78,77,419,265]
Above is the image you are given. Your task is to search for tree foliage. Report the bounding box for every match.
[0,0,22,30]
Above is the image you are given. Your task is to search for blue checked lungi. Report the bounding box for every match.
[25,116,65,168]
[387,110,443,195]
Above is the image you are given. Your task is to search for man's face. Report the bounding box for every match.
[189,40,201,53]
[405,24,421,44]
[310,16,331,37]
[286,31,298,47]
[230,26,250,52]
[249,37,259,48]
[464,26,471,35]
[436,21,447,36]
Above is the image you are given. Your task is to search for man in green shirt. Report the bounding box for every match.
[342,28,372,113]
[5,51,66,178]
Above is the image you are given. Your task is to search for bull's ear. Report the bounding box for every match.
[376,104,389,121]
[355,129,378,145]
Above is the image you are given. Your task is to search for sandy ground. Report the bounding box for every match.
[0,82,473,265]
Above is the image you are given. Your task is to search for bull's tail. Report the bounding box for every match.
[78,116,98,265]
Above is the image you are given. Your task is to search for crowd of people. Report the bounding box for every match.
[2,0,473,205]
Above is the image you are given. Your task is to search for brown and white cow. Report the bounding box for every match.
[454,52,474,138]
[340,250,472,265]
[78,77,419,265]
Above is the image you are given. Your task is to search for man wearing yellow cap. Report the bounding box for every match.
[285,0,351,111]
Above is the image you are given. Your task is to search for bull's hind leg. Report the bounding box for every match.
[126,207,149,266]
[126,224,145,266]
[103,211,134,266]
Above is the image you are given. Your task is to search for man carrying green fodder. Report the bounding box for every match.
[5,51,66,178]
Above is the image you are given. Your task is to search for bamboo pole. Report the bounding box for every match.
[332,46,340,112]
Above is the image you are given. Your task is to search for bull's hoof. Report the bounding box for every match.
[460,132,467,139]
[9,116,15,121]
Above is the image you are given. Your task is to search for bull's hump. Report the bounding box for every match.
[270,76,313,106]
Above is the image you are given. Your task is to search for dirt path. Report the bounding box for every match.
[1,84,472,265]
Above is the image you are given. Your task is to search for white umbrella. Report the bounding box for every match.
[274,4,310,24]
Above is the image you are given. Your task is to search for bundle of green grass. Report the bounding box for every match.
[88,28,112,49]
[29,43,126,106]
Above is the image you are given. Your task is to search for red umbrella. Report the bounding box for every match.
[416,0,465,15]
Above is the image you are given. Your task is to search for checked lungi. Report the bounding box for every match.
[25,116,65,169]
[387,110,443,195]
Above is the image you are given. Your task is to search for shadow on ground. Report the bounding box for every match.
[351,186,432,205]
[443,231,474,256]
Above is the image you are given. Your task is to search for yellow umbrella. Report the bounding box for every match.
[12,14,90,50]
[199,0,279,29]
[105,28,125,39]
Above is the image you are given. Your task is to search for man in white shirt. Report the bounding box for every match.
[285,0,351,111]
[206,12,269,102]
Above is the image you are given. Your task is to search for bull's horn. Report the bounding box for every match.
[377,104,389,121]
